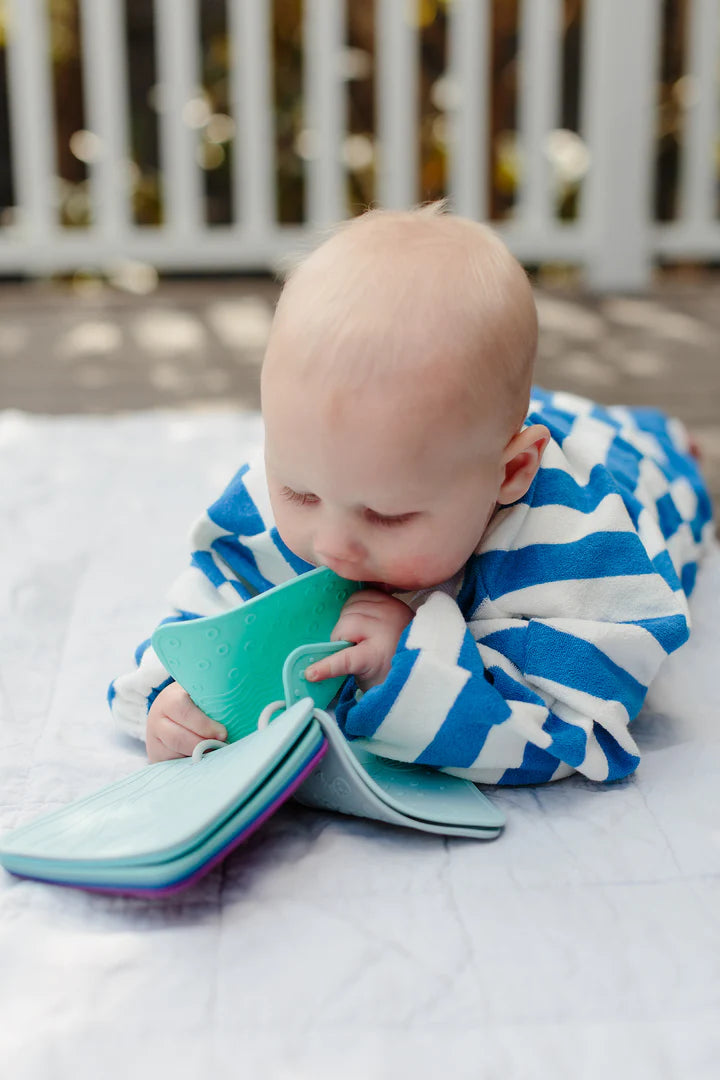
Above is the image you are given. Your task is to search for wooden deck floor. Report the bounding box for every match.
[1,275,718,512]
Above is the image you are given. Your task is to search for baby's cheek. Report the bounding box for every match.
[385,549,463,590]
[273,510,315,567]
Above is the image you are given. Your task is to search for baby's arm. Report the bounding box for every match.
[330,578,690,786]
[108,451,313,754]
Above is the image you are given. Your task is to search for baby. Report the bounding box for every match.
[109,204,714,785]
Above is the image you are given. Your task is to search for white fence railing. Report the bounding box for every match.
[1,0,719,288]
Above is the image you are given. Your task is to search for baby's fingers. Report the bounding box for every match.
[171,691,227,743]
[305,644,365,683]
[147,715,210,762]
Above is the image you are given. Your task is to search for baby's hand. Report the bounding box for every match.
[305,590,414,693]
[145,681,227,763]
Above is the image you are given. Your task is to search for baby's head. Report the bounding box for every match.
[261,204,549,591]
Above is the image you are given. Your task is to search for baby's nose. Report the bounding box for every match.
[314,524,365,572]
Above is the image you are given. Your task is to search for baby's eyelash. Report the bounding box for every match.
[365,510,415,528]
[279,486,319,507]
[279,487,413,526]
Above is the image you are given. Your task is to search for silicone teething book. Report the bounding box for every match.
[0,568,504,896]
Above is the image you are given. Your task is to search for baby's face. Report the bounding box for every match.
[263,375,506,592]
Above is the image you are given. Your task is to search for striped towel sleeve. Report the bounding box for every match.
[107,448,312,741]
[333,584,685,785]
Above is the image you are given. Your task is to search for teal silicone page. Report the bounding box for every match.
[0,701,316,872]
[350,745,506,830]
[152,567,361,741]
[3,723,325,891]
[295,709,505,837]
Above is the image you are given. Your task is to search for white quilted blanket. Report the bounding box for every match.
[1,409,718,1080]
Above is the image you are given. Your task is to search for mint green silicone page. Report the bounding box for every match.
[152,567,361,742]
[295,709,505,837]
[0,722,325,891]
[0,701,317,873]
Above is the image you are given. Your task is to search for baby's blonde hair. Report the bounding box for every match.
[264,203,538,434]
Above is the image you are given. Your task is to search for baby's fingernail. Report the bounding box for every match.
[305,666,317,681]
[214,725,227,740]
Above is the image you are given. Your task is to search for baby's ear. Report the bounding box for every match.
[497,424,550,505]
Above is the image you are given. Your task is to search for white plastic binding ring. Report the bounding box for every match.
[256,700,287,731]
[191,738,227,763]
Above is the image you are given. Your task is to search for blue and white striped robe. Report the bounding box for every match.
[108,389,714,785]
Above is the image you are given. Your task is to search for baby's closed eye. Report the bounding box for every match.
[280,485,416,528]
[279,486,319,506]
[364,509,417,528]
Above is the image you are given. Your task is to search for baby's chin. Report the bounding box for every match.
[371,582,401,594]
[352,578,411,594]
[304,556,464,593]
[362,575,449,594]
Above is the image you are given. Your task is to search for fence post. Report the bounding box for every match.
[581,0,662,291]
[4,0,56,252]
[376,0,418,209]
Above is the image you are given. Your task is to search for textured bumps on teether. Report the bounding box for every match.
[152,567,362,742]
